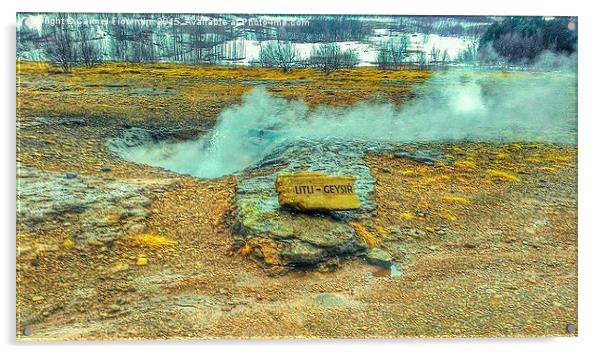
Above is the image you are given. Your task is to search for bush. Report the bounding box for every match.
[309,43,360,74]
[258,41,299,73]
[376,36,410,70]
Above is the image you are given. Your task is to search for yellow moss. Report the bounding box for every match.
[487,169,521,182]
[400,212,414,220]
[453,160,477,170]
[136,257,148,266]
[417,201,430,210]
[63,239,74,250]
[538,166,558,172]
[510,144,522,151]
[17,61,431,121]
[350,221,379,248]
[451,146,464,154]
[525,157,541,164]
[375,225,389,235]
[424,174,450,184]
[401,169,416,176]
[126,233,176,247]
[439,210,457,221]
[497,152,511,160]
[543,151,572,164]
[443,195,471,205]
[425,226,435,233]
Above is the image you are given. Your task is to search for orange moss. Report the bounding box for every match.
[239,243,253,256]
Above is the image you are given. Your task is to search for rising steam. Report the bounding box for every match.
[116,69,577,178]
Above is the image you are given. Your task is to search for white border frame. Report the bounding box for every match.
[4,1,600,353]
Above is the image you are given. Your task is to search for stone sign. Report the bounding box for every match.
[275,171,360,212]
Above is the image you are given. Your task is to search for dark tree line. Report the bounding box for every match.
[478,16,577,64]
[277,16,372,42]
[389,16,492,38]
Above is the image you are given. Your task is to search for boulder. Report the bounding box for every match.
[275,171,360,212]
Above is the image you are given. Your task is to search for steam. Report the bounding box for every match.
[118,69,577,178]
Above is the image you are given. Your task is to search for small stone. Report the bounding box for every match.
[128,223,146,234]
[428,245,438,251]
[390,264,403,277]
[108,304,121,313]
[110,261,130,273]
[31,295,44,302]
[65,172,77,179]
[22,326,33,336]
[100,166,112,173]
[366,248,393,267]
[566,323,577,334]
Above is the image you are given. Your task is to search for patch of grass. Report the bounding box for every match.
[538,166,558,172]
[487,169,521,182]
[439,209,457,221]
[125,233,176,247]
[497,152,511,160]
[350,221,379,248]
[453,160,477,170]
[443,195,471,205]
[400,212,414,220]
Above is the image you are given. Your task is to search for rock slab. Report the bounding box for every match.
[275,171,360,212]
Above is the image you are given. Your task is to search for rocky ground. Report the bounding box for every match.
[16,64,577,339]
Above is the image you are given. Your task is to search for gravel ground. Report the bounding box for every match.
[16,114,577,339]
